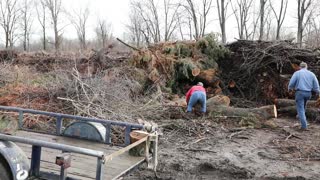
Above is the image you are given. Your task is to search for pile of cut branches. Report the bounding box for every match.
[130,34,229,96]
[222,40,319,104]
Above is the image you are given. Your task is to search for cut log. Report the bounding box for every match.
[277,106,320,121]
[207,95,230,107]
[228,80,236,88]
[208,105,277,120]
[129,130,149,156]
[275,99,320,108]
[196,69,218,86]
[192,68,200,76]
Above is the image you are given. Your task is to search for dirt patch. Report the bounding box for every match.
[125,118,320,180]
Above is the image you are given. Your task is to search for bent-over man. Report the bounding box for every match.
[186,82,206,113]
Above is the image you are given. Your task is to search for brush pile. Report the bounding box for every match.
[131,34,229,97]
[223,40,320,104]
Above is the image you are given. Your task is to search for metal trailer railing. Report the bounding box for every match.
[0,105,158,179]
[0,105,144,146]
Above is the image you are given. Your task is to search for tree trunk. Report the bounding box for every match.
[43,27,46,50]
[54,19,59,51]
[217,0,227,43]
[196,69,218,85]
[297,19,303,47]
[276,26,280,40]
[275,98,320,108]
[277,106,320,121]
[259,0,265,40]
[208,105,277,120]
[207,95,230,107]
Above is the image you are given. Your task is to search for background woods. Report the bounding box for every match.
[0,0,317,50]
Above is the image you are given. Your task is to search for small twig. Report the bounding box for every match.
[228,127,248,132]
[228,130,244,139]
[178,147,217,153]
[212,115,243,119]
[184,137,208,148]
[285,134,293,141]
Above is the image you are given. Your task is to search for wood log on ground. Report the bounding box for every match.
[207,95,230,107]
[208,105,277,119]
[275,98,320,108]
[208,105,277,128]
[277,106,320,121]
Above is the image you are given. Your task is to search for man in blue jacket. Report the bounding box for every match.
[288,62,320,130]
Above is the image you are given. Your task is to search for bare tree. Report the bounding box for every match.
[36,0,47,50]
[127,8,144,47]
[130,0,160,43]
[231,0,254,40]
[185,0,213,39]
[259,0,268,40]
[95,18,112,49]
[297,0,313,47]
[270,0,288,40]
[216,0,230,43]
[176,11,185,40]
[163,0,180,41]
[185,0,199,39]
[129,0,182,44]
[44,0,63,51]
[0,0,21,48]
[247,10,261,40]
[21,0,34,51]
[70,7,90,50]
[264,7,273,40]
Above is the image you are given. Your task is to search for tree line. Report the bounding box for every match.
[0,0,319,52]
[0,0,112,52]
[127,0,320,48]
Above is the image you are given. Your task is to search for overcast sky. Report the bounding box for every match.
[61,0,131,40]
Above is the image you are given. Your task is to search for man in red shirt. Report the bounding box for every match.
[186,82,207,113]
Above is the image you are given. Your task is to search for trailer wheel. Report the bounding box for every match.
[0,154,12,180]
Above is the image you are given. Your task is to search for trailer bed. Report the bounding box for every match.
[14,130,145,180]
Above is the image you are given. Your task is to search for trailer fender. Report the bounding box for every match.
[0,140,30,180]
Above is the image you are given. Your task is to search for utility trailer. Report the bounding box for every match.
[0,106,158,180]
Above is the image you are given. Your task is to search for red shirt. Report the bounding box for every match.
[186,85,206,103]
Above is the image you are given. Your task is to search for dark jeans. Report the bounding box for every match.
[295,91,311,129]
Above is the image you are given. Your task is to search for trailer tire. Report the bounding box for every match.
[0,154,12,180]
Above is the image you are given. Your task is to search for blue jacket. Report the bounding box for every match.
[288,68,320,94]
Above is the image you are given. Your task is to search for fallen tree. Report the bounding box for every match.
[277,106,320,121]
[208,105,277,119]
[275,98,320,108]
